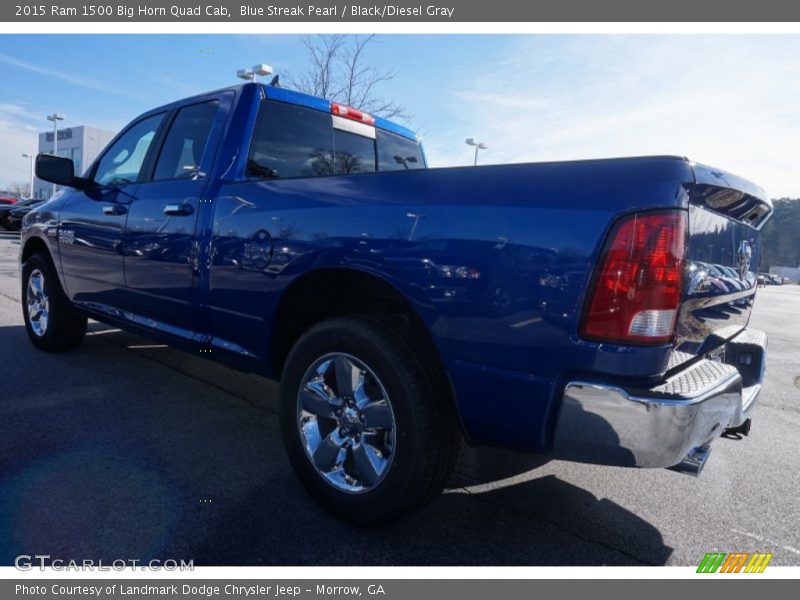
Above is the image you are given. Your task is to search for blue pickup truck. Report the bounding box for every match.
[24,82,770,524]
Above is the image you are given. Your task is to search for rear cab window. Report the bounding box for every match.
[376,129,425,171]
[333,129,376,174]
[247,101,334,179]
[246,99,424,181]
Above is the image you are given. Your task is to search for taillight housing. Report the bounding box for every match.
[580,210,687,345]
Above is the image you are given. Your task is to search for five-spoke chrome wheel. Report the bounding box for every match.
[297,352,396,493]
[26,269,49,337]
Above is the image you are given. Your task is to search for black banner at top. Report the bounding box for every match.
[4,0,800,22]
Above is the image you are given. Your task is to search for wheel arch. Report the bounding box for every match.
[270,266,436,374]
[21,235,51,264]
[20,235,70,299]
[269,266,465,436]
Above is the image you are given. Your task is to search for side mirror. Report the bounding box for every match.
[35,154,85,189]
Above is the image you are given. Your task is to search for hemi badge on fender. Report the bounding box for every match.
[46,227,58,238]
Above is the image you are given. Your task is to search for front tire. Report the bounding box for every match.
[279,315,460,525]
[22,252,87,352]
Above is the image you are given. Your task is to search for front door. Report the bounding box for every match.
[58,112,165,312]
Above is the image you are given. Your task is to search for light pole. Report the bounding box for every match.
[46,113,65,196]
[465,138,488,166]
[394,155,419,170]
[237,64,273,84]
[21,153,34,199]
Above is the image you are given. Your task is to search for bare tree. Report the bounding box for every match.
[290,35,345,101]
[289,35,409,121]
[8,181,31,198]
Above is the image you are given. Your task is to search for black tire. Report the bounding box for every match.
[22,251,87,352]
[279,315,460,525]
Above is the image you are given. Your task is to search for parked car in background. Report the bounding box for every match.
[1,199,44,231]
[768,274,784,285]
[0,196,19,206]
[0,203,16,228]
[1,199,33,229]
[22,82,772,524]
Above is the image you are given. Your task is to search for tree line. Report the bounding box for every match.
[761,198,800,271]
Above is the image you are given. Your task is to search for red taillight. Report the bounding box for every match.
[580,210,687,345]
[331,102,375,126]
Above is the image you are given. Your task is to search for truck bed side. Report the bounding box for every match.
[207,156,697,450]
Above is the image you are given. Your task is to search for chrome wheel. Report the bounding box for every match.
[26,269,49,337]
[297,353,396,493]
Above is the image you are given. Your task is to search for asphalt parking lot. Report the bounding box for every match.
[0,232,798,566]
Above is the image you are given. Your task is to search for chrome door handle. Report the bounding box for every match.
[163,203,194,216]
[102,205,126,216]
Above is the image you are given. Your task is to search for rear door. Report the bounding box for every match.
[207,96,426,365]
[121,93,231,337]
[674,163,772,362]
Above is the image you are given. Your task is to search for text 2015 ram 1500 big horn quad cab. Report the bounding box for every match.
[24,82,770,524]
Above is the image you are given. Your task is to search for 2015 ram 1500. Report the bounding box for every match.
[24,82,770,524]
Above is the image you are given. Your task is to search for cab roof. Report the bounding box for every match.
[150,82,419,142]
[260,84,418,142]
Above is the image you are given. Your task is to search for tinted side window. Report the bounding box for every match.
[247,101,333,179]
[153,101,219,180]
[94,113,164,186]
[377,129,425,171]
[333,129,376,174]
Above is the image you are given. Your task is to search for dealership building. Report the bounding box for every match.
[33,125,115,199]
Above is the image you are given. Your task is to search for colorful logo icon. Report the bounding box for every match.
[697,552,773,573]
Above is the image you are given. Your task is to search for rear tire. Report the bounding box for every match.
[279,315,460,525]
[22,252,87,352]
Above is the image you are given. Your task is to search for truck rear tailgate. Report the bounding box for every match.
[672,162,772,369]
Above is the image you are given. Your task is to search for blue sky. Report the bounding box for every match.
[2,34,799,196]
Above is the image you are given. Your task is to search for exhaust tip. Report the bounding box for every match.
[723,417,752,438]
[669,444,712,477]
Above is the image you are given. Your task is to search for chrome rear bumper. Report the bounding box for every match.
[552,328,767,470]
